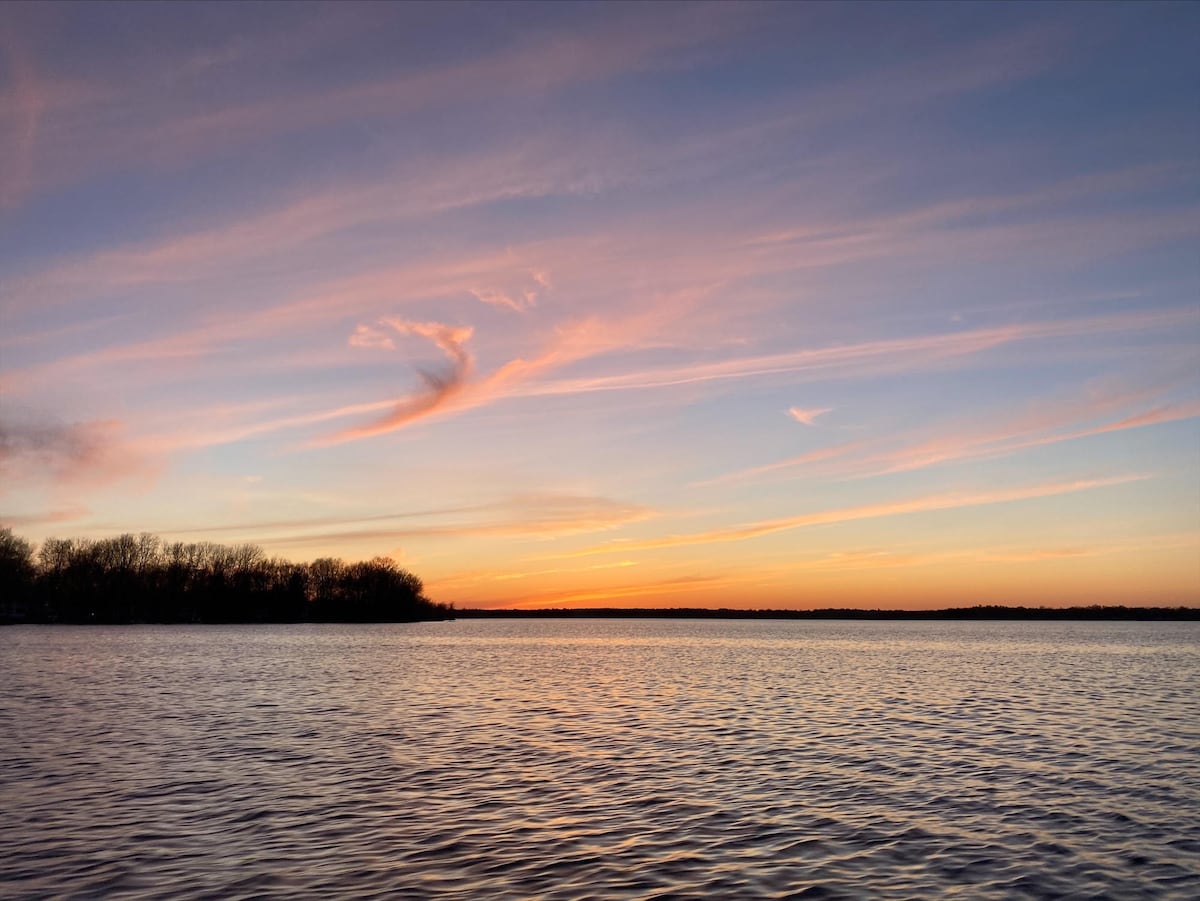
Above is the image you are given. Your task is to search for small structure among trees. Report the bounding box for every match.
[0,527,452,624]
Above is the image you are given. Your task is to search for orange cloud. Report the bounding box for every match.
[323,319,474,444]
[314,285,712,444]
[501,575,729,609]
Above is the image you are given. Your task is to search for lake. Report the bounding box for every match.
[1,619,1197,899]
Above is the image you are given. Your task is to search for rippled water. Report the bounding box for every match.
[2,619,1198,899]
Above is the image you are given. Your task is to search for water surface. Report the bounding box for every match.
[2,619,1198,899]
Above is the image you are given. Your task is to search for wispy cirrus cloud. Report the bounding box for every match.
[5,150,1192,412]
[498,574,729,610]
[470,269,551,313]
[248,493,653,549]
[84,305,1199,459]
[0,33,42,210]
[2,146,574,315]
[346,324,395,350]
[400,558,640,592]
[524,307,1198,398]
[0,26,106,210]
[561,475,1146,558]
[707,377,1200,486]
[868,400,1200,478]
[6,3,743,209]
[734,530,1200,577]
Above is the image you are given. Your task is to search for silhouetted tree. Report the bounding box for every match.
[0,527,35,622]
[1,528,451,624]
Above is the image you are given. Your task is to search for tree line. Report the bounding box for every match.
[0,527,453,624]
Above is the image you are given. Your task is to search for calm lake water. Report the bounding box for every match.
[1,619,1197,899]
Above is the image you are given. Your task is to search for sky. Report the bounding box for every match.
[1,1,1198,610]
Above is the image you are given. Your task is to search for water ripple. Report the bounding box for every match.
[1,619,1198,899]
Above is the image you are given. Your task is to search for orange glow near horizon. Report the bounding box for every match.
[2,4,1198,610]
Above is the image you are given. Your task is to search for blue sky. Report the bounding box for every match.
[2,1,1198,608]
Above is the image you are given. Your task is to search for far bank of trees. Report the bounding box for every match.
[455,605,1199,620]
[0,528,452,624]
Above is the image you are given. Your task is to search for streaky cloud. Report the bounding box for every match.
[250,493,653,548]
[504,575,728,610]
[0,505,90,527]
[707,383,1200,486]
[523,308,1199,397]
[562,475,1148,557]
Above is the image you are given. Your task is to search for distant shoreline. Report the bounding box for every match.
[455,605,1200,621]
[6,605,1197,625]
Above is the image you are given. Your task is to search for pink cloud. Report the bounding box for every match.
[0,417,161,494]
[321,319,474,444]
[347,324,395,350]
[788,406,832,426]
[469,269,551,313]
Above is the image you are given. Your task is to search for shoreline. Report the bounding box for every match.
[455,605,1200,621]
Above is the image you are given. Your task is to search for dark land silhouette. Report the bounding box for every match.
[3,527,1195,624]
[0,527,452,624]
[455,605,1199,621]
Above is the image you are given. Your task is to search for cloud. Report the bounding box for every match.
[247,492,654,548]
[523,308,1198,398]
[4,3,740,210]
[154,502,497,537]
[470,289,530,313]
[0,34,41,209]
[347,324,394,350]
[323,319,474,444]
[562,475,1146,557]
[0,418,157,492]
[788,406,832,426]
[114,304,1197,459]
[694,439,871,488]
[710,378,1200,486]
[501,575,728,609]
[0,505,90,527]
[870,401,1200,478]
[312,285,710,445]
[470,268,554,313]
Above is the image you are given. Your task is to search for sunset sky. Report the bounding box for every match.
[2,2,1198,609]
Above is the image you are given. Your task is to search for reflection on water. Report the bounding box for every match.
[2,619,1198,899]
